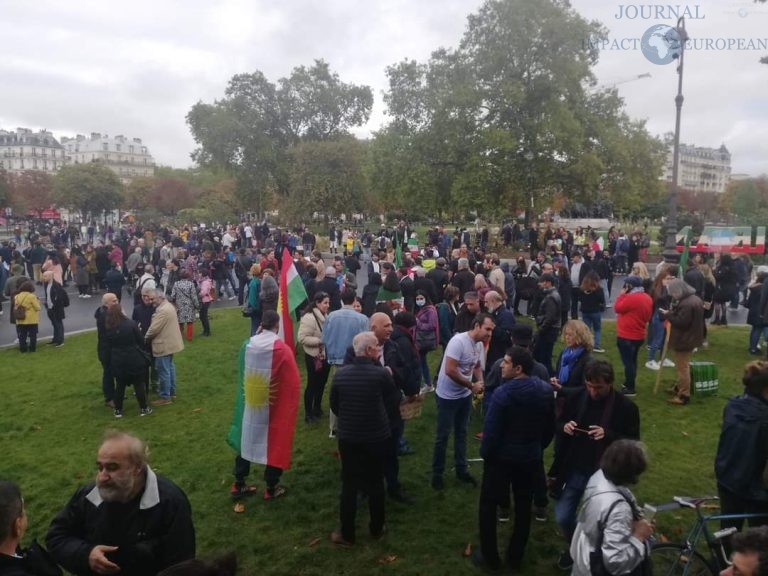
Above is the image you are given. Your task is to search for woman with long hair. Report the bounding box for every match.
[645,267,674,371]
[415,290,439,389]
[104,305,152,418]
[297,291,331,423]
[578,271,605,353]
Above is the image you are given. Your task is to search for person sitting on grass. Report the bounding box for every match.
[0,480,62,576]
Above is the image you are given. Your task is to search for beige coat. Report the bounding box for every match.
[145,300,185,357]
[298,308,326,357]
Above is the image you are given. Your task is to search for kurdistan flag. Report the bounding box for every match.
[278,247,307,350]
[227,331,300,469]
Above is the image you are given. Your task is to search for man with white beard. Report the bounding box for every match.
[46,431,195,576]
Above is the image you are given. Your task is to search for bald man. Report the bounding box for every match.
[95,293,120,407]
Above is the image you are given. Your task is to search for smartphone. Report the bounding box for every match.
[643,503,657,521]
[573,427,591,435]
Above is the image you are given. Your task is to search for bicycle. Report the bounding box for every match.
[649,495,768,575]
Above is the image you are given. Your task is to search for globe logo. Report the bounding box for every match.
[641,24,683,65]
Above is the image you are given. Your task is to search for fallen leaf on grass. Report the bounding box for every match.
[378,554,397,564]
[681,431,689,437]
[308,537,321,547]
[192,408,202,413]
[462,543,472,557]
[233,502,245,513]
[31,425,42,431]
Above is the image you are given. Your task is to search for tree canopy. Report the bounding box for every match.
[369,0,667,220]
[187,59,373,219]
[53,162,123,218]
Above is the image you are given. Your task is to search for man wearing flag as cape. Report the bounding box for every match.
[227,300,302,500]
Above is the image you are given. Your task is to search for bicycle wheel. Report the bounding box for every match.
[650,543,717,576]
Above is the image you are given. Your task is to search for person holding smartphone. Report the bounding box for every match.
[552,360,640,571]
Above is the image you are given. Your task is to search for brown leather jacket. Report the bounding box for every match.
[667,293,705,352]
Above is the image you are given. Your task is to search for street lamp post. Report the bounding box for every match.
[662,17,689,263]
[523,150,534,229]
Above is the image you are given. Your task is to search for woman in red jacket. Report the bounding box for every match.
[614,276,653,396]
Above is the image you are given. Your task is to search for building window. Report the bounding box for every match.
[102,143,108,151]
[129,145,134,154]
[116,144,121,152]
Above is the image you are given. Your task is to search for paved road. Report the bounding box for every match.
[0,283,242,348]
[1,262,748,349]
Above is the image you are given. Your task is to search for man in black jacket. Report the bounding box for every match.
[42,271,68,347]
[426,258,450,303]
[330,331,400,546]
[715,360,768,533]
[552,359,640,571]
[533,273,561,376]
[475,346,555,572]
[451,258,476,300]
[46,431,195,576]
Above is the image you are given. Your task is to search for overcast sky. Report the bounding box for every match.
[1,0,766,175]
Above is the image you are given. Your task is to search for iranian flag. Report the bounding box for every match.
[227,331,301,469]
[277,247,307,350]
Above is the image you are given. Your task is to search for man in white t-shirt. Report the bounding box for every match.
[431,312,495,490]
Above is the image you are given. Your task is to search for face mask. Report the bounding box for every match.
[415,299,425,307]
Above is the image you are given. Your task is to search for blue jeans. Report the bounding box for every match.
[155,354,177,399]
[554,470,591,542]
[581,312,602,348]
[749,326,768,352]
[419,350,431,386]
[647,312,666,361]
[617,337,643,390]
[432,395,472,477]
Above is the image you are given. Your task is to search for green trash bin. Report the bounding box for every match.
[689,361,718,396]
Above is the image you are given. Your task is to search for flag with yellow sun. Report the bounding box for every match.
[227,330,301,470]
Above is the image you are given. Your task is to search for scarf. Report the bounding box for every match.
[558,346,584,386]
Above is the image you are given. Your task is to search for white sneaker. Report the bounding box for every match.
[645,360,660,371]
[662,358,675,368]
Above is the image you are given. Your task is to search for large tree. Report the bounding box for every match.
[720,177,768,224]
[372,0,666,219]
[9,170,54,218]
[187,60,373,218]
[284,137,369,222]
[54,163,124,219]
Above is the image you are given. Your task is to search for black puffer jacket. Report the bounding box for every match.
[330,357,399,443]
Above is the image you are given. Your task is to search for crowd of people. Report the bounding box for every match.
[1,217,768,575]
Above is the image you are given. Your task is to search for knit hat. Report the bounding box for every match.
[377,271,402,302]
[11,263,24,276]
[625,275,644,288]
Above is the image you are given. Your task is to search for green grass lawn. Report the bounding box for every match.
[0,310,755,574]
